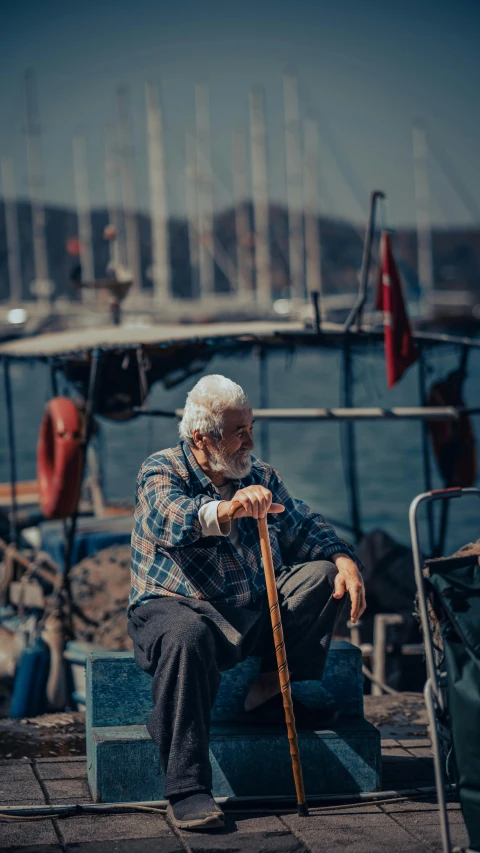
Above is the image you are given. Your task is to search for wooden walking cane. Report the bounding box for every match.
[229,503,309,816]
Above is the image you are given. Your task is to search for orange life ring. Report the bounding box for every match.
[37,398,84,519]
[426,372,477,488]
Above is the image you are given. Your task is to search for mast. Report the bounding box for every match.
[104,123,124,266]
[412,121,434,305]
[73,133,95,295]
[249,88,271,306]
[145,80,171,307]
[232,128,253,298]
[195,83,215,297]
[185,131,200,298]
[24,69,51,308]
[116,85,142,293]
[0,158,22,304]
[283,72,305,301]
[303,119,325,320]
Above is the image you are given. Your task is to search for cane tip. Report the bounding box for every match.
[297,802,309,817]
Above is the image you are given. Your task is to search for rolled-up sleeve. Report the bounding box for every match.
[198,501,230,537]
[268,468,363,570]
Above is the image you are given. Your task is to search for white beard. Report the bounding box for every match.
[207,445,252,480]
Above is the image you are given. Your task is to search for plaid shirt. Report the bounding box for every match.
[129,441,360,611]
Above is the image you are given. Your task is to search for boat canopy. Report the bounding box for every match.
[0,319,478,362]
[1,320,478,421]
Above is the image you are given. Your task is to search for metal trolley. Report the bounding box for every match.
[409,486,480,853]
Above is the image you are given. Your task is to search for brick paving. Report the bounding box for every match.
[0,741,469,853]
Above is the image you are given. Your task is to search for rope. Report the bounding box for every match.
[362,663,400,696]
[0,787,451,822]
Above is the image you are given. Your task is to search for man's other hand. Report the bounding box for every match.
[332,553,366,623]
[218,486,285,521]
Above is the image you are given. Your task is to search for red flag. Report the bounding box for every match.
[375,231,417,389]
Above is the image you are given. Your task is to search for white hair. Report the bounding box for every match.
[179,374,251,446]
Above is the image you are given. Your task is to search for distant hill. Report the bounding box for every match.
[0,199,479,302]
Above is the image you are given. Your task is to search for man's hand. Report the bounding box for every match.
[332,553,366,624]
[217,486,284,521]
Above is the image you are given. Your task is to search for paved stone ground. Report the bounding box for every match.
[0,740,469,853]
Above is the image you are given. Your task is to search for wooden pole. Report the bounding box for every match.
[229,503,308,815]
[258,515,308,815]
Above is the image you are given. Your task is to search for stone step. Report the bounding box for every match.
[88,717,381,802]
[86,641,363,727]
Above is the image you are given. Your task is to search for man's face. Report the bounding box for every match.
[204,407,255,478]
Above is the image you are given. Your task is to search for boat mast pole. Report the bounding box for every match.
[145,80,171,310]
[232,128,253,299]
[73,133,95,302]
[185,132,200,298]
[3,358,19,547]
[303,119,324,322]
[116,86,142,295]
[0,159,23,305]
[249,89,272,308]
[24,69,52,310]
[344,190,384,331]
[104,124,124,266]
[412,121,434,314]
[283,72,305,302]
[195,83,215,298]
[340,191,384,542]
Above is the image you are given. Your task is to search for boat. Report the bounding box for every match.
[0,197,479,715]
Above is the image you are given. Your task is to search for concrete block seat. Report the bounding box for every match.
[86,641,381,802]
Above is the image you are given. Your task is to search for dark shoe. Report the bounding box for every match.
[244,693,339,729]
[167,792,225,831]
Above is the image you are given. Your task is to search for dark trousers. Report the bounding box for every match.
[128,560,340,797]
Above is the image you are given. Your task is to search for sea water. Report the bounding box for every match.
[1,344,479,555]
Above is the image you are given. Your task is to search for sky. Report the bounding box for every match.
[1,0,479,227]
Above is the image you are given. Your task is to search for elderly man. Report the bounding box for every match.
[128,374,366,830]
